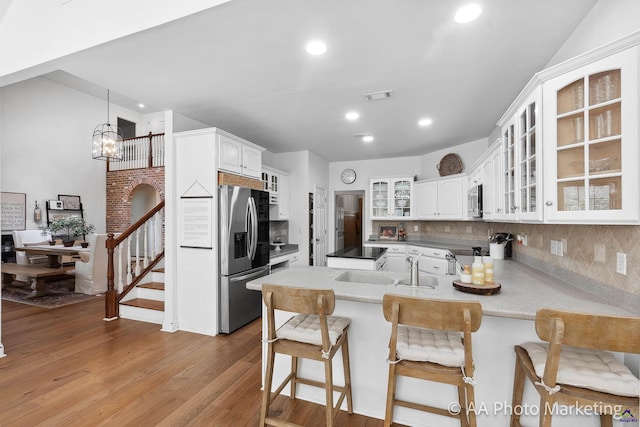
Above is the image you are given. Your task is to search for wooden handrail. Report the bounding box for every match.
[106,132,164,172]
[108,200,165,248]
[105,200,165,320]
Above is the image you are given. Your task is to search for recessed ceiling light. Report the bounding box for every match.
[137,103,145,109]
[418,118,433,127]
[305,40,327,55]
[354,133,374,143]
[345,111,359,121]
[455,4,482,23]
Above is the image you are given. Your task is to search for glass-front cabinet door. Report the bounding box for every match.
[371,179,390,218]
[543,48,638,222]
[516,90,542,221]
[370,178,413,219]
[493,118,517,221]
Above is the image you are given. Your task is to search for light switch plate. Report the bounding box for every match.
[616,252,627,275]
[594,243,606,263]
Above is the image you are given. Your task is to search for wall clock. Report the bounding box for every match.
[341,168,357,184]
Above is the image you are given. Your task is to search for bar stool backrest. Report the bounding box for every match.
[262,283,335,315]
[382,294,482,332]
[535,308,640,353]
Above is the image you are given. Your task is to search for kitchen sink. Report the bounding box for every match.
[334,271,396,285]
[394,275,439,288]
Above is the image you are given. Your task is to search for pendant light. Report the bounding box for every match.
[92,89,123,161]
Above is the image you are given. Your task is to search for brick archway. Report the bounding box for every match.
[106,167,165,233]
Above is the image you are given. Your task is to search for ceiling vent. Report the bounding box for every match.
[363,90,393,101]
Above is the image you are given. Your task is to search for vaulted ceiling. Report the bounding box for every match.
[38,0,598,161]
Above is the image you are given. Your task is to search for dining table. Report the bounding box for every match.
[15,244,90,268]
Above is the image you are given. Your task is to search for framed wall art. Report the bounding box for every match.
[58,195,81,210]
[1,192,26,231]
[378,225,398,240]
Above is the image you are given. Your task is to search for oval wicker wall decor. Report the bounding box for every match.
[436,153,463,176]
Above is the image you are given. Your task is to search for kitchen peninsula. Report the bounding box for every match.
[325,246,387,270]
[247,261,638,427]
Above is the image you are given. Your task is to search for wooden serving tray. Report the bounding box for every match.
[452,280,501,295]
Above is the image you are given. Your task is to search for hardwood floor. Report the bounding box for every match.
[0,298,389,426]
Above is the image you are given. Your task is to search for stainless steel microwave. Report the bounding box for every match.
[468,184,483,218]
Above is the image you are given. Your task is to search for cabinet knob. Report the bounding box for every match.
[545,201,553,206]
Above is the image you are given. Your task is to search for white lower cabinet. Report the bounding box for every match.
[406,245,450,275]
[363,243,408,273]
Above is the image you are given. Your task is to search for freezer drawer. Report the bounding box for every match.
[219,266,269,334]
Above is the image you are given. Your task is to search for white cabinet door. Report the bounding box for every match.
[416,177,463,219]
[515,89,543,222]
[416,181,438,218]
[483,142,502,220]
[242,145,262,178]
[218,131,263,178]
[437,177,463,218]
[370,178,414,219]
[542,48,638,223]
[217,133,243,174]
[277,174,290,220]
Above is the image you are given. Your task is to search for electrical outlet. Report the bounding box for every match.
[616,252,627,275]
[557,240,563,257]
[522,235,528,246]
[550,240,557,255]
[414,225,419,232]
[444,226,450,232]
[561,238,567,254]
[594,243,606,263]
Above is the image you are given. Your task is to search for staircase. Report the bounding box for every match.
[119,265,165,324]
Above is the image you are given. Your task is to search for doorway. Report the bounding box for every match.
[335,191,364,251]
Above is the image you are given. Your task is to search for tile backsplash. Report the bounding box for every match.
[373,220,640,295]
[269,220,289,244]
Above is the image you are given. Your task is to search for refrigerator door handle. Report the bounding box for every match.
[249,197,258,260]
[229,266,270,283]
[245,198,252,259]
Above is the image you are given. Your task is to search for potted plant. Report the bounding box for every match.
[40,216,95,247]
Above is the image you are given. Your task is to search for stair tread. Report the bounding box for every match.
[138,282,164,290]
[121,298,164,311]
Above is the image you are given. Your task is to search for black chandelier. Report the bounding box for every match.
[92,89,123,160]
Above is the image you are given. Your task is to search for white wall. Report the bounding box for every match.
[418,138,488,181]
[0,76,143,233]
[173,128,218,335]
[0,0,231,81]
[546,0,640,67]
[272,151,310,265]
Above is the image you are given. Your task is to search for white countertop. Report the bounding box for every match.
[247,260,638,320]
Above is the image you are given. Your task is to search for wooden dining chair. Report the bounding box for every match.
[511,308,640,427]
[260,284,353,427]
[382,294,482,427]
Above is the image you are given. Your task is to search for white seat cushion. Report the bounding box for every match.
[521,342,640,397]
[396,325,465,367]
[276,313,350,346]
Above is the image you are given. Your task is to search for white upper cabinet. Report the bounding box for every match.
[416,176,464,220]
[495,88,542,222]
[515,90,543,222]
[370,178,414,219]
[542,47,638,223]
[217,131,263,179]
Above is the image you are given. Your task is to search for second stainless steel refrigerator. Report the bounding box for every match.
[219,185,270,334]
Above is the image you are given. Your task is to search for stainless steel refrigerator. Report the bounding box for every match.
[219,185,270,334]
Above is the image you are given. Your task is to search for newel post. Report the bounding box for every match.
[105,232,119,320]
[147,132,153,168]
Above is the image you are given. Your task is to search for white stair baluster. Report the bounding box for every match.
[135,228,141,276]
[143,221,149,268]
[126,236,133,284]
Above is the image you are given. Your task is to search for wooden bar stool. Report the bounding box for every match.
[260,284,353,427]
[511,308,640,427]
[382,294,482,427]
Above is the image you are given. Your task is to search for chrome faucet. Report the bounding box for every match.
[406,254,422,287]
